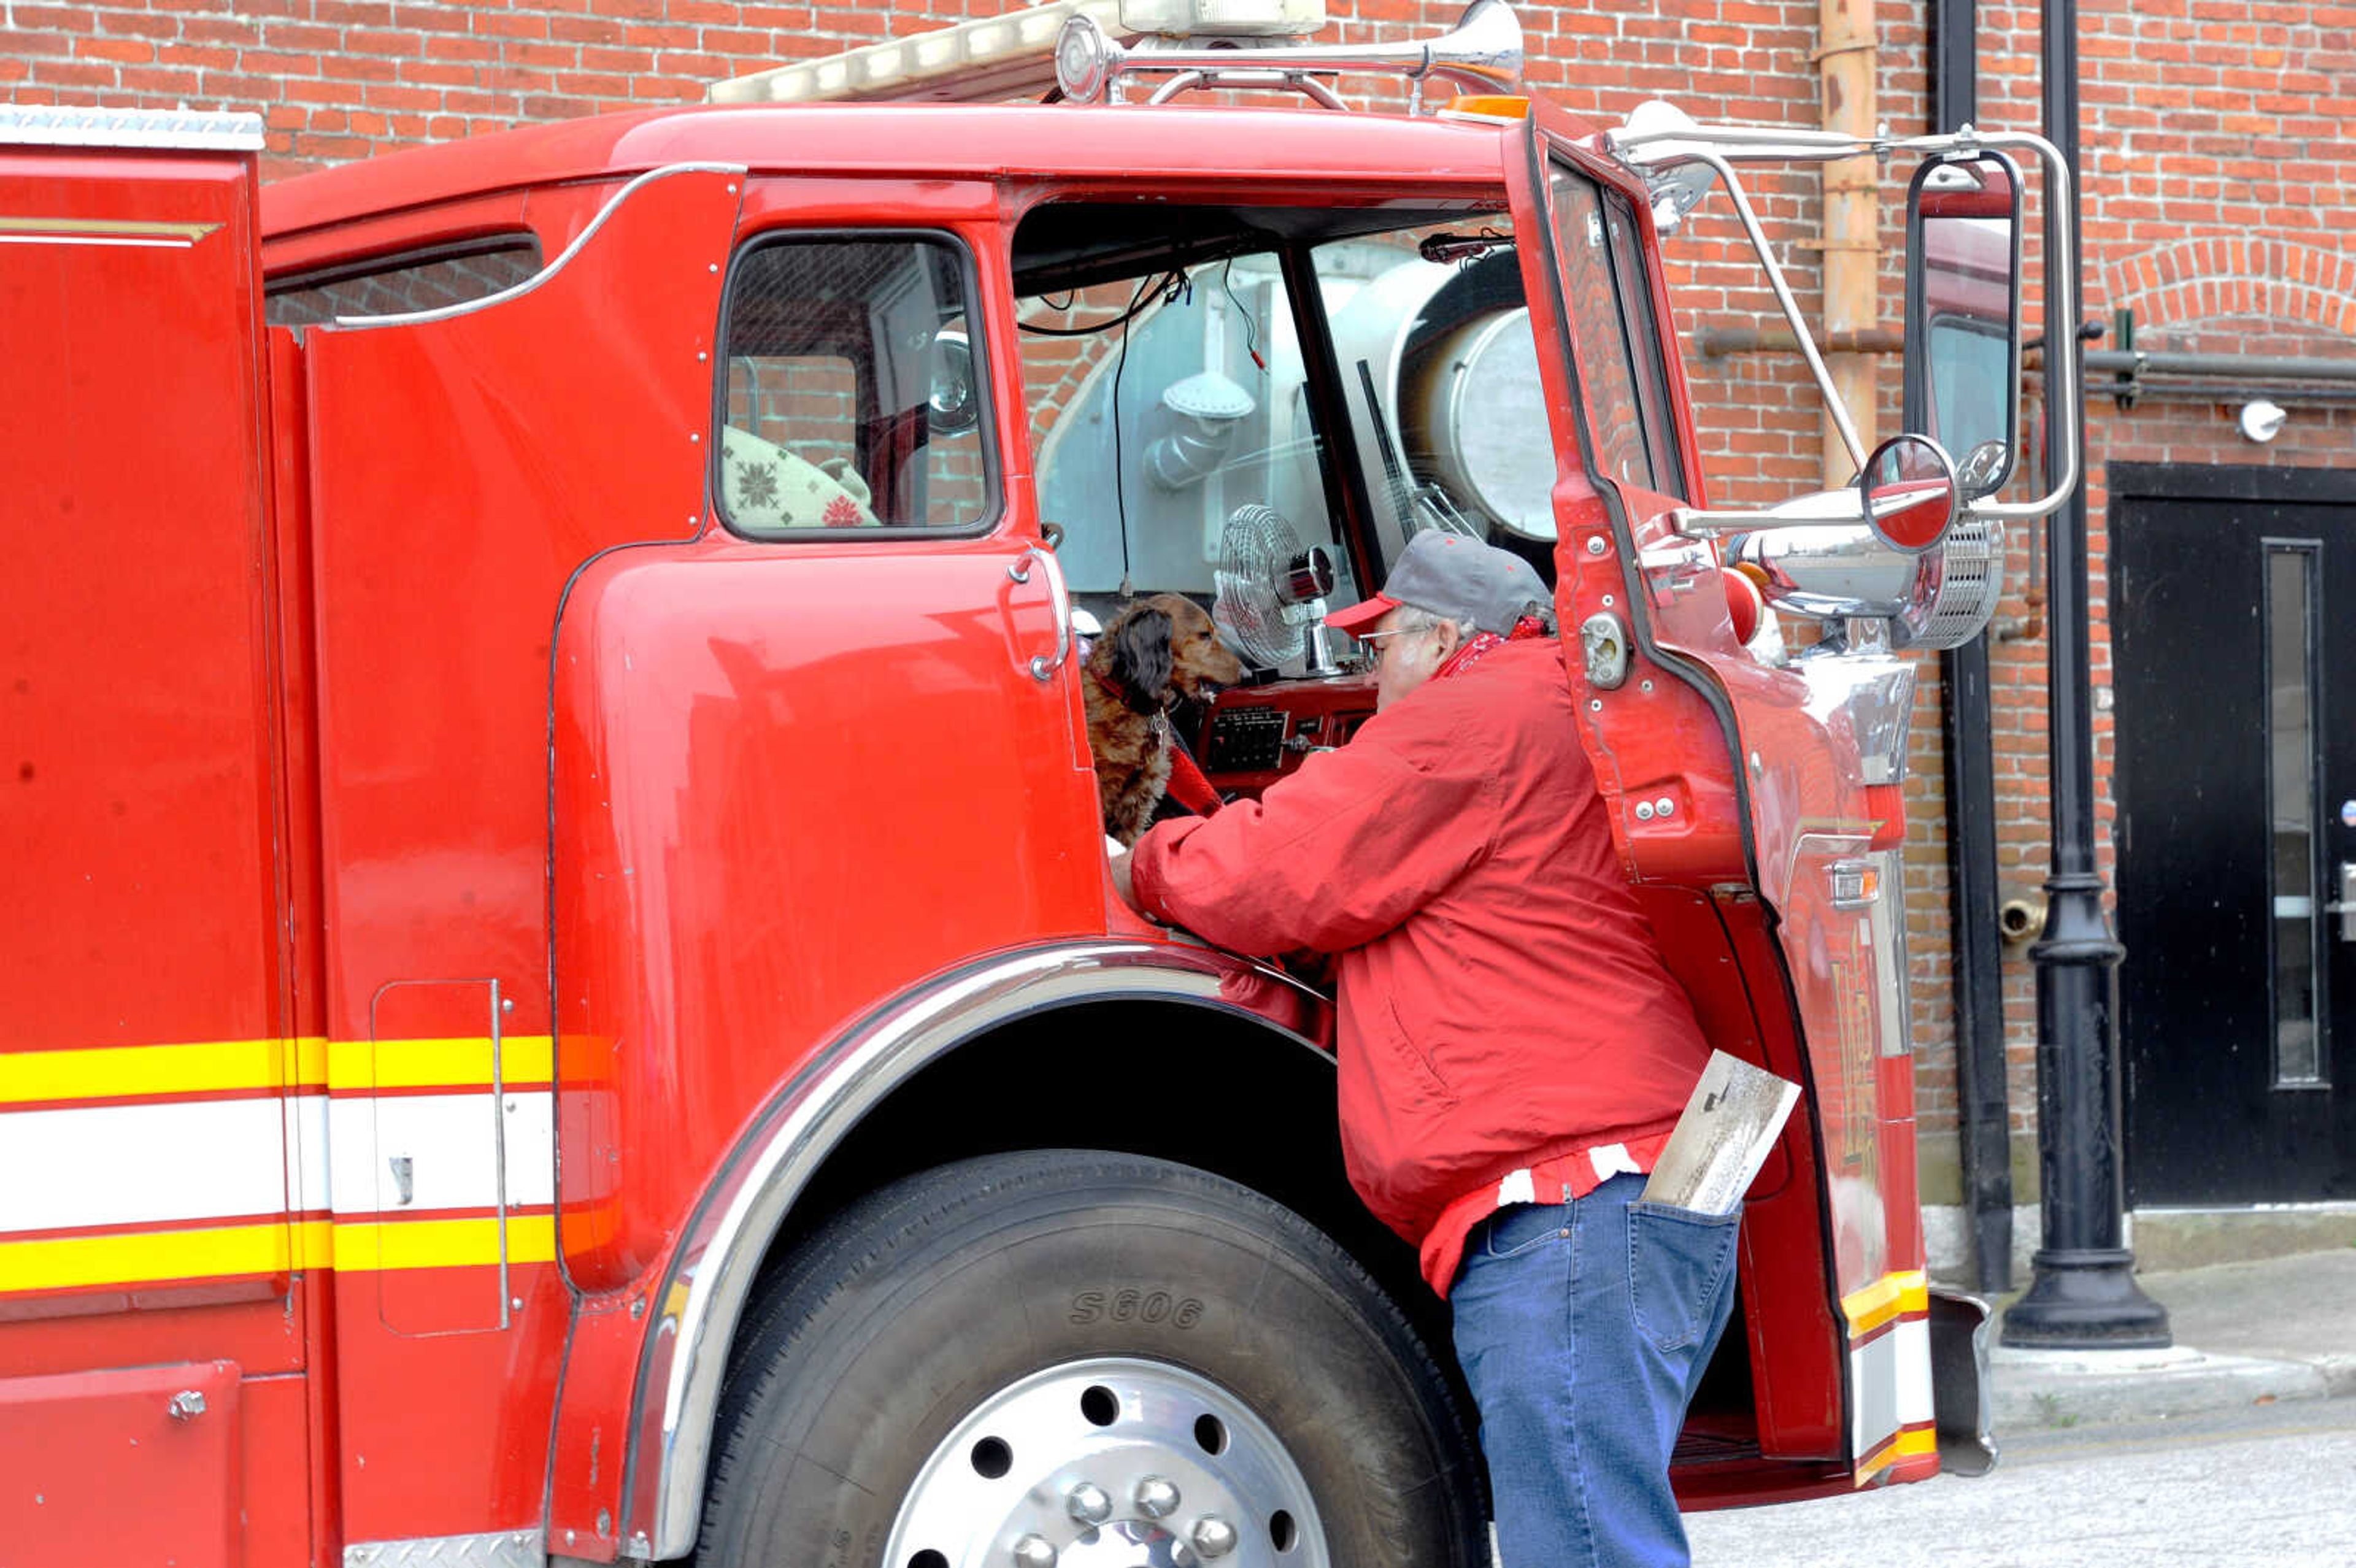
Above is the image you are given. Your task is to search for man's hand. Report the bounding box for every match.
[1109,848,1141,913]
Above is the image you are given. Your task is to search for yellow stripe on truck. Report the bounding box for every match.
[326,1036,555,1092]
[1841,1268,1929,1339]
[0,1034,555,1104]
[0,1036,326,1105]
[335,1215,558,1272]
[1855,1423,1939,1483]
[0,1215,558,1294]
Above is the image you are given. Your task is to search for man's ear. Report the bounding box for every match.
[1430,619,1466,662]
[1111,605,1175,705]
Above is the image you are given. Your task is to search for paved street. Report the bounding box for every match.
[1685,1398,2356,1566]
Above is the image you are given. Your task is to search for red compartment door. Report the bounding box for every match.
[0,1360,244,1567]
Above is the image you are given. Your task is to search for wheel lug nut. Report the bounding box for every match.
[1012,1532,1058,1568]
[1066,1481,1112,1524]
[1134,1474,1181,1518]
[1191,1516,1239,1559]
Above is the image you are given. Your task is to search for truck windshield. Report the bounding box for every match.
[1018,204,1557,675]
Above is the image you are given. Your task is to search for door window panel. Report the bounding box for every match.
[718,236,995,535]
[1548,166,1674,498]
[1600,186,1688,500]
[2265,540,2327,1088]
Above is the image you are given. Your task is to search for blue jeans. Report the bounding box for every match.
[1447,1173,1742,1568]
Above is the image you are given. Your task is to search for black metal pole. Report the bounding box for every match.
[1927,0,2015,1297]
[2000,0,2171,1347]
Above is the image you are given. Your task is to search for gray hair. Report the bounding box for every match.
[1393,599,1554,640]
[1387,604,1477,642]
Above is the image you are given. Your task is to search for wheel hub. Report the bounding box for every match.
[882,1356,1326,1568]
[1057,1521,1182,1567]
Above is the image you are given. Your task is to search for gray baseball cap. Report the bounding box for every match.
[1325,531,1552,637]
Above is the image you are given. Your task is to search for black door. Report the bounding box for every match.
[2114,463,2356,1205]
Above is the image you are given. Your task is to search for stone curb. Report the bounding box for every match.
[1990,1345,2356,1434]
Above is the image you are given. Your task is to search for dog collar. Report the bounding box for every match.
[1089,663,1172,725]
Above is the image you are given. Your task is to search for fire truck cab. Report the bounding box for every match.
[1,2,2079,1564]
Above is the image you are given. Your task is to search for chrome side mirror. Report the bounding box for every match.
[1903,151,2024,501]
[1859,432,1957,555]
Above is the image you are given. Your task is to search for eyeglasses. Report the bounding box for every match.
[1355,624,1434,664]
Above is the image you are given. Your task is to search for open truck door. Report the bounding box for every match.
[1504,107,1951,1487]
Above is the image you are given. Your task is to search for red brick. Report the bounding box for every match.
[1,0,2343,1185]
[74,37,155,65]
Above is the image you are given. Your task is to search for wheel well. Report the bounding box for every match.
[741,997,1459,1387]
[718,994,1754,1488]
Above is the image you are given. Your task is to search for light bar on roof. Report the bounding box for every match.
[1119,0,1326,36]
[707,0,1127,106]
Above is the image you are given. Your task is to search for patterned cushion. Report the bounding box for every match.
[720,424,880,532]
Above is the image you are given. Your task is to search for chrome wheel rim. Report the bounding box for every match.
[882,1356,1330,1568]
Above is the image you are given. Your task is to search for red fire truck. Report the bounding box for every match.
[1,2,2079,1562]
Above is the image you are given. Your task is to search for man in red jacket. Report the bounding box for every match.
[1112,532,1735,1568]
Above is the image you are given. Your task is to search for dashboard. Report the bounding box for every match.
[1196,672,1380,799]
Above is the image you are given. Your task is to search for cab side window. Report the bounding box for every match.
[717,236,995,536]
[264,238,542,327]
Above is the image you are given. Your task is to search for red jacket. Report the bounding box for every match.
[1130,638,1711,1250]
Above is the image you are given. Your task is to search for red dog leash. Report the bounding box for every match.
[1163,742,1223,817]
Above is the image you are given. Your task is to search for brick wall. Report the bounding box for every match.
[11,0,2352,1263]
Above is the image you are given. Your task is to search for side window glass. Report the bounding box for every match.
[1601,189,1687,499]
[718,236,995,536]
[1548,167,1681,499]
[264,239,541,327]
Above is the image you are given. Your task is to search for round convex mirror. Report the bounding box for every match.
[1858,432,1958,555]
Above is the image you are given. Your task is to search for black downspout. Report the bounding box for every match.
[1927,0,2015,1296]
[2000,0,2173,1347]
[1942,659,2015,1293]
[1922,0,2017,1290]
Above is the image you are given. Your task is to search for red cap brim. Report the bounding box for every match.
[1323,593,1399,636]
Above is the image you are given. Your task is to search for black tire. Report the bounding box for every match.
[696,1149,1487,1567]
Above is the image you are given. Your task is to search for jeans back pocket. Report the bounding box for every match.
[1625,1200,1742,1353]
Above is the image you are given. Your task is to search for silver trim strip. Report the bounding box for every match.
[622,939,1329,1559]
[0,104,265,152]
[344,1529,543,1568]
[329,161,747,330]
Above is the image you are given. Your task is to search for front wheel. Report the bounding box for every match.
[696,1150,1486,1566]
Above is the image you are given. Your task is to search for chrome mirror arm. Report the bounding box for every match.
[1635,148,1868,475]
[1613,113,2081,525]
[1670,478,1951,542]
[1669,490,1866,540]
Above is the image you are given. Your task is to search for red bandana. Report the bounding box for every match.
[1433,615,1549,682]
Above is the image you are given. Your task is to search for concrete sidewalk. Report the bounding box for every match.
[1987,1247,2356,1435]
